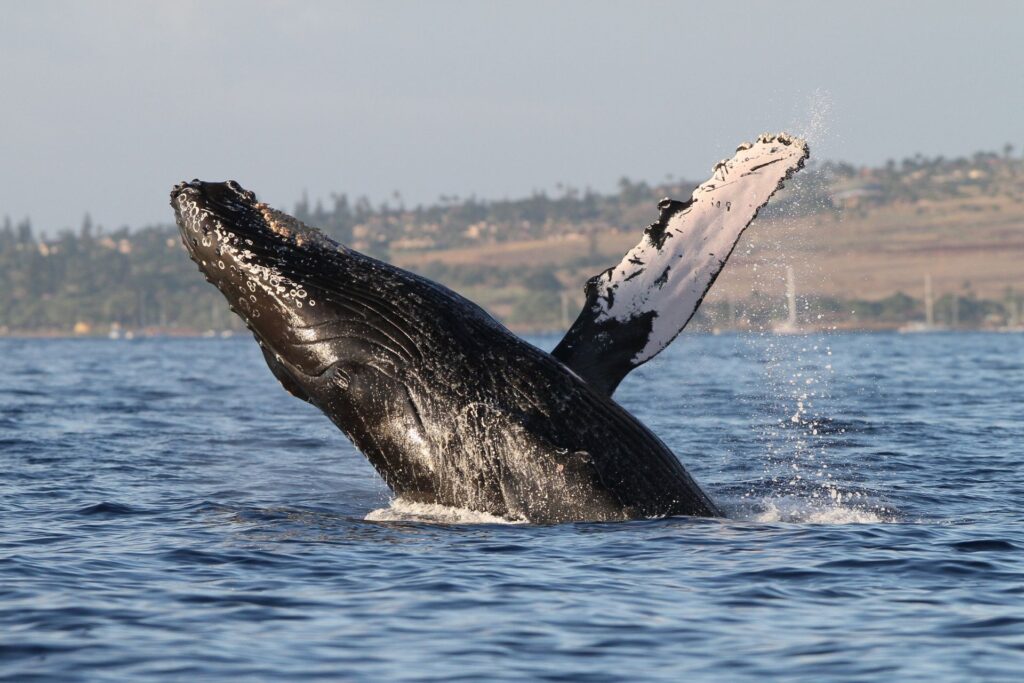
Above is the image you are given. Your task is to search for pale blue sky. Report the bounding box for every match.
[1,0,1022,232]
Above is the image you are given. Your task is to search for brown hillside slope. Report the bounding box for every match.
[394,196,1024,304]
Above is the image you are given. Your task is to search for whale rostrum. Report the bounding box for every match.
[170,134,808,523]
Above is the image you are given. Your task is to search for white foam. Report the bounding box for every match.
[365,498,525,525]
[729,496,894,525]
[365,497,894,526]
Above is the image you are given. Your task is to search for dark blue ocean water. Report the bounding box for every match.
[2,332,1023,681]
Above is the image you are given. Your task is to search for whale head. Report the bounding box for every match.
[170,180,346,376]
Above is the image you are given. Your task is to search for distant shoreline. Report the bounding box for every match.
[4,150,1022,336]
[3,323,1021,340]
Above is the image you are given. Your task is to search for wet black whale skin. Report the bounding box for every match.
[171,180,721,523]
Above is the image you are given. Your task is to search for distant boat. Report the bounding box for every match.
[772,266,803,335]
[997,299,1024,333]
[898,274,947,333]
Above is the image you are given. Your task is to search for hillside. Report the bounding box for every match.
[1,150,1022,335]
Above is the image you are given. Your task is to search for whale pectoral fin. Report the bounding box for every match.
[259,342,314,403]
[552,134,809,396]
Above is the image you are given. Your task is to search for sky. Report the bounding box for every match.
[1,0,1022,233]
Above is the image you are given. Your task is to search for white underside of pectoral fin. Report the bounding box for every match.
[594,133,810,364]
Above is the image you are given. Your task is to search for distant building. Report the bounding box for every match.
[832,184,884,209]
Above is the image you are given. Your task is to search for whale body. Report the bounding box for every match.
[170,134,807,522]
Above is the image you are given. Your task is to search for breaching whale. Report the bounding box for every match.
[170,133,808,523]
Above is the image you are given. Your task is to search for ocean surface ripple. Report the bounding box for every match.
[2,333,1023,681]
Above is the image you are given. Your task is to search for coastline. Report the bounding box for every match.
[3,322,1020,339]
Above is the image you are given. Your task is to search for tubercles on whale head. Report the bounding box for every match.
[169,180,334,358]
[170,179,319,250]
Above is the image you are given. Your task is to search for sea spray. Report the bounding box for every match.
[725,93,895,523]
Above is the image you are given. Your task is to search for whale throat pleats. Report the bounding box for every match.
[552,134,809,396]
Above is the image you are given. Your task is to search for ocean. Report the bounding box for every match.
[2,332,1022,681]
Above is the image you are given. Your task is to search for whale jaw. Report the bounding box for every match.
[170,180,349,371]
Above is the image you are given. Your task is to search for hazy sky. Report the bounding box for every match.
[2,0,1022,232]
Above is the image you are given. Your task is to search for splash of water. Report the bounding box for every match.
[794,87,834,148]
[730,495,894,524]
[722,91,892,523]
[366,498,524,525]
[368,497,896,526]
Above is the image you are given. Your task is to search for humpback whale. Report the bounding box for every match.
[170,133,808,523]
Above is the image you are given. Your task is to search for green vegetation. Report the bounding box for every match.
[1,148,1022,335]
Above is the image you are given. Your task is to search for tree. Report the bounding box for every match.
[16,219,34,246]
